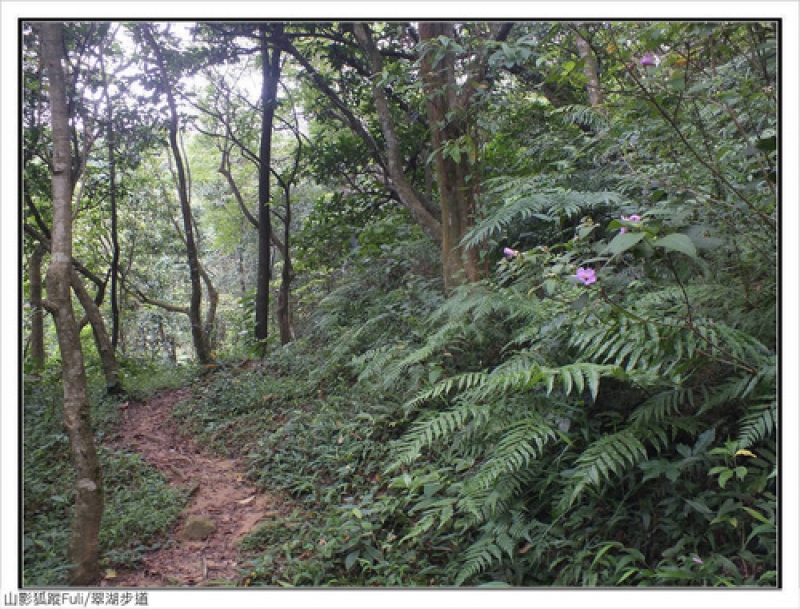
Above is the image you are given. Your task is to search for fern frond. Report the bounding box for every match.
[630,388,694,427]
[462,189,625,249]
[458,418,558,522]
[454,511,550,585]
[558,429,647,512]
[694,318,773,368]
[552,104,610,131]
[737,399,777,449]
[404,370,490,412]
[388,401,491,469]
[353,345,397,381]
[455,534,507,586]
[696,361,776,416]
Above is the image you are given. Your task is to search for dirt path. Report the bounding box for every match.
[102,387,285,587]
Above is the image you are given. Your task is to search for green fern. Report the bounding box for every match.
[558,429,648,512]
[737,399,777,449]
[458,417,558,522]
[630,388,694,427]
[552,104,610,131]
[388,400,492,469]
[461,187,626,249]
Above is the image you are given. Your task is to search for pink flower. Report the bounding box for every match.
[619,214,642,234]
[574,267,597,285]
[503,247,519,258]
[692,556,703,565]
[640,52,656,67]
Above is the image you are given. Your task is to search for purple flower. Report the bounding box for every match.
[574,267,597,286]
[692,556,704,565]
[503,247,519,258]
[619,214,642,234]
[640,52,656,67]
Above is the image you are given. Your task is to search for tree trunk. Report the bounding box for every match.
[141,24,212,363]
[102,54,122,350]
[28,243,47,368]
[277,197,295,344]
[40,21,104,586]
[255,24,282,346]
[351,24,444,245]
[575,29,604,108]
[71,270,122,393]
[417,22,482,289]
[24,223,122,392]
[236,245,247,298]
[199,260,219,353]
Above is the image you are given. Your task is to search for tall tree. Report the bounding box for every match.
[99,41,122,349]
[416,22,511,287]
[254,23,283,345]
[23,23,122,393]
[279,25,442,245]
[39,21,103,586]
[415,22,483,287]
[140,23,214,363]
[272,89,302,345]
[298,22,511,289]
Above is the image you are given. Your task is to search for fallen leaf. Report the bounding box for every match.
[237,495,256,505]
[104,569,117,579]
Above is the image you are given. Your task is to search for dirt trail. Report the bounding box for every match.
[103,387,284,587]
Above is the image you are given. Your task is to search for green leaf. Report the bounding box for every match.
[604,231,646,256]
[756,135,776,152]
[684,499,713,517]
[652,233,697,259]
[666,76,686,91]
[439,504,454,528]
[685,226,725,250]
[345,550,360,570]
[743,506,773,525]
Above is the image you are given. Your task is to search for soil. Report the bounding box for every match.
[102,387,288,587]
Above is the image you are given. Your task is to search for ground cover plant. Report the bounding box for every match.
[21,19,778,589]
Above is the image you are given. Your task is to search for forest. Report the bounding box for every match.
[20,19,778,590]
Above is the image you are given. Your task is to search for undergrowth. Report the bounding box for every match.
[22,358,190,586]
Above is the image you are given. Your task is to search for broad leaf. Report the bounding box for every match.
[653,233,697,258]
[604,231,646,256]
